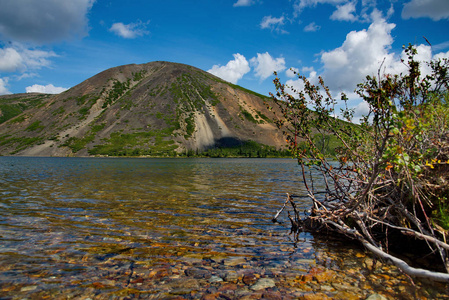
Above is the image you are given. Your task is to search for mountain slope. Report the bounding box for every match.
[0,61,286,157]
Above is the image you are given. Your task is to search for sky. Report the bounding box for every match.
[0,0,448,119]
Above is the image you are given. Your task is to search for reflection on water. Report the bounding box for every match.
[0,157,447,299]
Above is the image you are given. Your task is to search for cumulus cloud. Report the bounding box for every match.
[402,0,449,21]
[260,16,287,34]
[207,53,251,84]
[320,12,448,93]
[26,84,68,94]
[434,49,449,60]
[320,17,398,91]
[0,0,95,44]
[294,15,449,122]
[0,45,57,73]
[352,100,371,123]
[285,67,319,97]
[250,52,286,80]
[233,0,254,7]
[109,21,150,39]
[293,0,347,17]
[293,0,390,22]
[0,48,23,72]
[330,1,358,21]
[286,67,300,78]
[304,22,321,32]
[0,78,11,95]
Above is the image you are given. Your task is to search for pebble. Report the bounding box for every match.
[5,239,447,300]
[20,285,37,292]
[223,257,247,266]
[208,275,223,283]
[262,290,283,300]
[250,278,276,291]
[366,294,388,300]
[167,278,200,293]
[320,285,334,292]
[243,273,258,285]
[296,259,316,265]
[185,267,211,279]
[299,292,332,300]
[224,270,239,283]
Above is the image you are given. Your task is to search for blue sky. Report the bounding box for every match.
[0,0,448,118]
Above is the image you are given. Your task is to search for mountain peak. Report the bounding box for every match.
[0,62,286,156]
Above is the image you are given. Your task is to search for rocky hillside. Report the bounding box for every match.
[0,61,286,157]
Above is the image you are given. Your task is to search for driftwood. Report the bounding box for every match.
[271,129,449,283]
[274,190,449,283]
[269,51,449,283]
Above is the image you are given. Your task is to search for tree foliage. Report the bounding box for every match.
[269,45,449,281]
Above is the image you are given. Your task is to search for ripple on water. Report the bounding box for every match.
[0,157,448,299]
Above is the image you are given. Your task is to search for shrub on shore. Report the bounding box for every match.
[269,45,449,281]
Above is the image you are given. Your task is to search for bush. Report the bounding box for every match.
[270,45,449,281]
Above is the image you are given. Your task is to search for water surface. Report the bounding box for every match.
[0,157,446,299]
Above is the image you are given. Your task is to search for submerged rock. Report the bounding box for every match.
[185,267,211,279]
[242,273,258,286]
[208,275,223,283]
[223,257,247,266]
[250,278,276,291]
[366,294,388,300]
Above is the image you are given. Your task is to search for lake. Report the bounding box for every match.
[0,157,447,299]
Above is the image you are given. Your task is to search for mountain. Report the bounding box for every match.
[0,61,287,157]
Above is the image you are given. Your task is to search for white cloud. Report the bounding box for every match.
[233,0,254,7]
[0,78,11,95]
[320,17,398,91]
[293,0,391,22]
[250,52,286,80]
[109,21,150,39]
[286,67,300,78]
[0,48,23,72]
[207,53,251,84]
[352,100,370,120]
[330,1,358,21]
[285,69,319,97]
[293,0,347,17]
[0,0,95,44]
[432,41,449,52]
[433,50,449,60]
[260,16,287,34]
[26,84,68,94]
[402,0,449,21]
[304,22,321,32]
[302,14,449,123]
[0,45,57,73]
[302,66,315,73]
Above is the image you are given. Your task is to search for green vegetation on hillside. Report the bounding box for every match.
[0,133,43,154]
[0,104,24,124]
[0,94,50,124]
[240,109,258,124]
[88,128,178,156]
[0,62,286,157]
[132,70,147,82]
[170,72,219,109]
[26,120,44,132]
[103,79,131,108]
[62,123,106,153]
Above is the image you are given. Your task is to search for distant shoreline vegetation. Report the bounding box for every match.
[86,140,291,158]
[84,136,341,158]
[184,140,291,158]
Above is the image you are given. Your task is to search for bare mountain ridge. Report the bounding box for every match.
[0,61,286,156]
